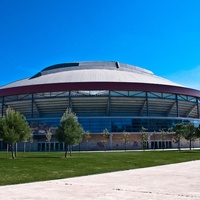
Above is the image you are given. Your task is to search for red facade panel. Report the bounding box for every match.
[0,82,200,97]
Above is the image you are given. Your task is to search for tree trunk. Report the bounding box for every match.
[15,143,17,157]
[23,142,26,153]
[178,139,181,151]
[65,143,68,158]
[11,143,15,159]
[162,140,164,151]
[29,143,32,152]
[70,145,72,156]
[7,143,9,156]
[189,139,192,150]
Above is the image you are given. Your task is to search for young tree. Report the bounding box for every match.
[22,132,34,153]
[196,124,200,138]
[102,128,110,151]
[122,130,130,151]
[23,138,27,153]
[183,123,196,150]
[27,132,34,152]
[46,128,52,152]
[0,107,32,159]
[83,131,91,152]
[55,109,83,158]
[0,116,3,139]
[195,125,200,148]
[140,127,148,151]
[160,129,167,150]
[173,124,184,151]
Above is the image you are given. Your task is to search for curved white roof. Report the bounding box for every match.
[1,61,182,89]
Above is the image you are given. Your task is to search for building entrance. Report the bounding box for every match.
[37,142,65,151]
[151,140,172,149]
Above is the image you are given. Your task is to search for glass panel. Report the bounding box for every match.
[34,93,51,98]
[178,95,187,101]
[18,94,32,100]
[4,95,18,101]
[163,93,175,99]
[110,91,128,96]
[188,96,196,102]
[129,91,145,97]
[50,91,69,97]
[148,92,162,98]
[27,117,200,136]
[71,90,108,96]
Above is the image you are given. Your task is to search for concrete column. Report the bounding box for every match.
[58,143,60,151]
[53,143,55,151]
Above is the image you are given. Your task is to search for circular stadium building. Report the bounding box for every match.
[0,61,200,151]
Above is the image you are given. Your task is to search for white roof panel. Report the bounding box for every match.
[0,62,182,89]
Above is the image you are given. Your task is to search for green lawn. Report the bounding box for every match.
[0,150,199,186]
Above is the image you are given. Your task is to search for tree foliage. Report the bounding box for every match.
[173,123,200,150]
[55,109,83,157]
[183,123,197,150]
[172,124,184,151]
[0,107,32,159]
[196,124,200,138]
[0,117,3,140]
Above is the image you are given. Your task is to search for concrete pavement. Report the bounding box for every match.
[0,160,200,200]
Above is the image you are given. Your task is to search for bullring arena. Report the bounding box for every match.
[0,61,200,151]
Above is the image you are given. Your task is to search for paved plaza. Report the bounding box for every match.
[0,160,200,200]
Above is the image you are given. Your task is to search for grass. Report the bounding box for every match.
[0,150,200,186]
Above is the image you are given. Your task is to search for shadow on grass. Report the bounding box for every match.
[0,155,63,159]
[0,157,12,160]
[179,150,200,154]
[23,156,63,159]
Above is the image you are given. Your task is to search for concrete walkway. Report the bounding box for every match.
[0,160,200,200]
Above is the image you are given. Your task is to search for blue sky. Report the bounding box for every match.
[0,0,200,90]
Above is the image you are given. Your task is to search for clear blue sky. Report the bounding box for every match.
[1,0,200,90]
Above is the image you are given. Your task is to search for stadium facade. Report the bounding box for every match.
[0,61,200,151]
